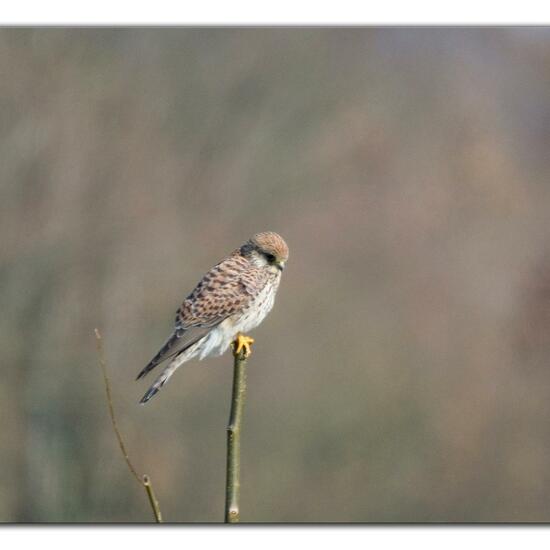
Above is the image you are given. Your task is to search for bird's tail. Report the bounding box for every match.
[139,356,182,404]
[136,332,179,381]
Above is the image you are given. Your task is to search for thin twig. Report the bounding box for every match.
[94,328,163,523]
[143,475,163,523]
[225,344,249,523]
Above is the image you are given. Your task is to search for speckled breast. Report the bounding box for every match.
[234,275,281,334]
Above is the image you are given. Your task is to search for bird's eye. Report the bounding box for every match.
[265,253,276,264]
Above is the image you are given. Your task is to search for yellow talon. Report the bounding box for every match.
[232,333,255,358]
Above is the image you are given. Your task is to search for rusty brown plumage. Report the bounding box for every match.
[137,232,289,403]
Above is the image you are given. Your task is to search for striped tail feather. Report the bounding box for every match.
[139,358,181,404]
[136,332,180,381]
[136,326,211,382]
[137,325,217,403]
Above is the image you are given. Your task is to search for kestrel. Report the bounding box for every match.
[137,231,289,404]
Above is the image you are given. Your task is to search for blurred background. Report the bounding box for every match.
[2,28,550,522]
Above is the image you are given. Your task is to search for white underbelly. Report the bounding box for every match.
[193,280,279,360]
[233,282,277,334]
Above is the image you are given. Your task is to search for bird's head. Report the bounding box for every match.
[241,232,289,274]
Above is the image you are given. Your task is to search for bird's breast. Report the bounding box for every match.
[234,277,280,334]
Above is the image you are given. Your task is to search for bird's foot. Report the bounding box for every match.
[232,333,255,358]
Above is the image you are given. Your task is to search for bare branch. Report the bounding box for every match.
[94,328,163,523]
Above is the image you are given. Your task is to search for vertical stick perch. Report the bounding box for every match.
[225,345,249,523]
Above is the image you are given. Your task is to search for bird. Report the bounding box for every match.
[137,231,289,404]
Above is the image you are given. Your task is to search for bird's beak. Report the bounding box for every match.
[277,261,285,272]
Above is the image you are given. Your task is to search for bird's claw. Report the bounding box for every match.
[232,333,254,358]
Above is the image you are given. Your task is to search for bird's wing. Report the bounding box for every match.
[136,254,257,380]
[135,324,214,380]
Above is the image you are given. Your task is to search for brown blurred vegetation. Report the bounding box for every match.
[2,28,550,522]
